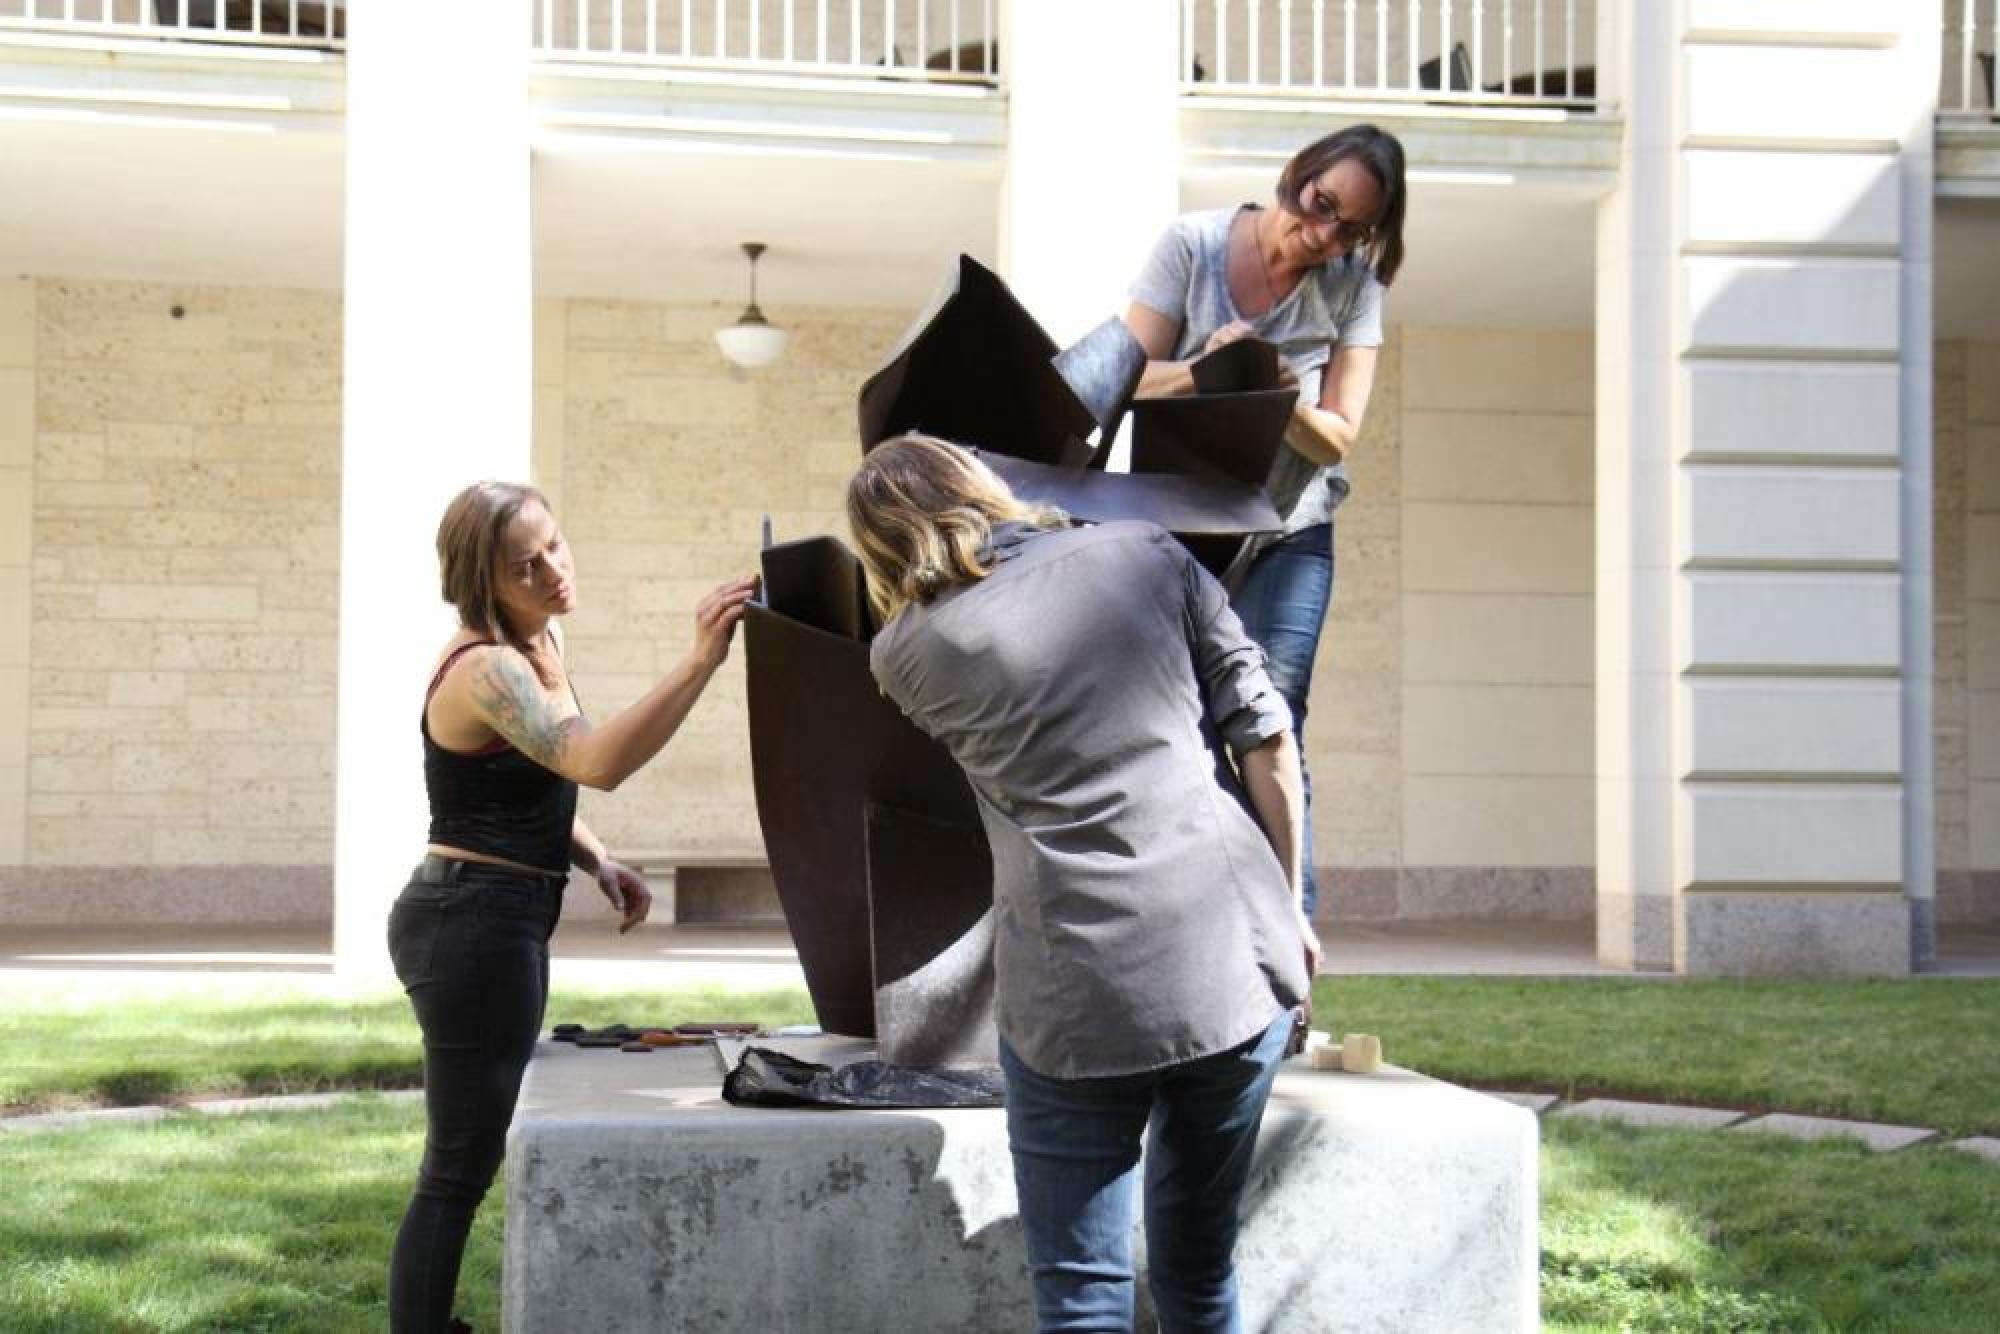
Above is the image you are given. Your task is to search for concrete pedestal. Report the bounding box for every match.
[503,1037,1538,1332]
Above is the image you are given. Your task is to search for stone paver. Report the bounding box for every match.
[1,1088,423,1135]
[187,1089,424,1117]
[0,1104,168,1135]
[1487,1091,1561,1114]
[1944,1136,2000,1163]
[1729,1113,1936,1152]
[1554,1098,1745,1130]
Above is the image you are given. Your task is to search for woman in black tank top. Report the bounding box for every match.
[385,480,757,1334]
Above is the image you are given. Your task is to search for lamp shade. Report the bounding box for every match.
[715,319,790,369]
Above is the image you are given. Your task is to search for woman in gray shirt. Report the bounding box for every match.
[851,433,1319,1332]
[1126,124,1407,921]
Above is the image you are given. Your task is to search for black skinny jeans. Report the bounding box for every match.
[386,859,564,1333]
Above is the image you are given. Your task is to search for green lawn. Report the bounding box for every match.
[1542,1118,2000,1333]
[7,976,1996,1135]
[0,986,815,1115]
[0,1099,475,1334]
[3,1098,1994,1332]
[1316,975,2000,1136]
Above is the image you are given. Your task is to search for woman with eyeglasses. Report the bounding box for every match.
[1123,122,1407,923]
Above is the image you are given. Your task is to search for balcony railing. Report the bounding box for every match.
[0,1,343,47]
[1182,0,1597,110]
[1942,0,1996,119]
[531,0,997,86]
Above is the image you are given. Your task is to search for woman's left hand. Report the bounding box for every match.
[595,859,653,933]
[1202,318,1256,355]
[1298,908,1323,978]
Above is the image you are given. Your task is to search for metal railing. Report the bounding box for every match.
[531,0,997,85]
[1182,0,1596,110]
[0,1,343,47]
[1942,0,1996,119]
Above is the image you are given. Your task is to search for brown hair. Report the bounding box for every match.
[1274,123,1408,285]
[435,480,562,687]
[846,433,1066,621]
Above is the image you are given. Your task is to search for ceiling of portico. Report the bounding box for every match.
[5,114,1998,339]
[527,135,1001,311]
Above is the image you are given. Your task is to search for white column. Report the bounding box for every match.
[1897,5,1942,970]
[334,0,535,974]
[1597,1,1940,975]
[998,0,1180,347]
[1594,0,1677,970]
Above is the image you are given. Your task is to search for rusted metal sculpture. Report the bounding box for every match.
[747,255,1297,1065]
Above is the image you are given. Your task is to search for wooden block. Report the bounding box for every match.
[1342,1033,1383,1073]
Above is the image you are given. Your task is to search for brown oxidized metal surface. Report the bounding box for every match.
[858,253,1097,465]
[743,539,988,1043]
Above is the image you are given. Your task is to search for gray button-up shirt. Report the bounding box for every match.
[869,520,1310,1080]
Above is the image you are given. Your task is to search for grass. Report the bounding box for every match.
[0,1098,460,1333]
[1542,1117,2000,1332]
[3,1098,1995,1332]
[7,975,1995,1135]
[1314,975,2000,1136]
[0,986,814,1116]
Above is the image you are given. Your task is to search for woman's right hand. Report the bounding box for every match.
[1202,319,1256,355]
[692,574,760,671]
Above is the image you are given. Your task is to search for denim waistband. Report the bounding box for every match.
[417,852,567,888]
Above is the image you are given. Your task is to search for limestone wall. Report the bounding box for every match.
[6,275,1987,928]
[536,297,906,864]
[0,278,340,925]
[1937,337,2000,923]
[1320,326,1596,920]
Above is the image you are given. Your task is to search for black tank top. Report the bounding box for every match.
[422,641,579,874]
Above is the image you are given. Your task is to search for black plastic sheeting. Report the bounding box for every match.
[721,1046,1006,1110]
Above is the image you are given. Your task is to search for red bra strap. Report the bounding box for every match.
[425,640,496,705]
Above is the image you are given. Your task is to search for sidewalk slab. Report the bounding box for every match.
[1487,1091,1561,1114]
[186,1089,424,1117]
[0,1104,168,1134]
[1729,1114,1936,1152]
[1554,1098,1745,1130]
[1944,1136,2000,1163]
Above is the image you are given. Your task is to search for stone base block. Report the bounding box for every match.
[504,1038,1539,1333]
[1675,891,1911,976]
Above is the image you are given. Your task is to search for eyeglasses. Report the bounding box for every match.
[1299,185,1379,246]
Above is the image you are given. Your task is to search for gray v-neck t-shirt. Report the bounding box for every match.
[1130,205,1385,533]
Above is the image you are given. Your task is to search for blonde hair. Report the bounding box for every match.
[846,433,1066,621]
[435,480,562,687]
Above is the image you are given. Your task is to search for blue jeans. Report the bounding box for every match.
[1231,522,1334,917]
[385,858,564,1333]
[999,1010,1293,1333]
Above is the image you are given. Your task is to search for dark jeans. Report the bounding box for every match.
[999,1010,1293,1333]
[386,858,564,1334]
[1231,521,1335,917]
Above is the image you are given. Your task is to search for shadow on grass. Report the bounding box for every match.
[1542,1117,2000,1332]
[90,1069,182,1107]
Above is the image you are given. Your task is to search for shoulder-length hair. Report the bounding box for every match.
[1275,123,1409,285]
[435,480,562,687]
[846,433,1066,623]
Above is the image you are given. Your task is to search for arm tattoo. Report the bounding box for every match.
[472,650,582,772]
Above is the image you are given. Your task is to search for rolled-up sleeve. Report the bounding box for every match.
[1173,537,1292,756]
